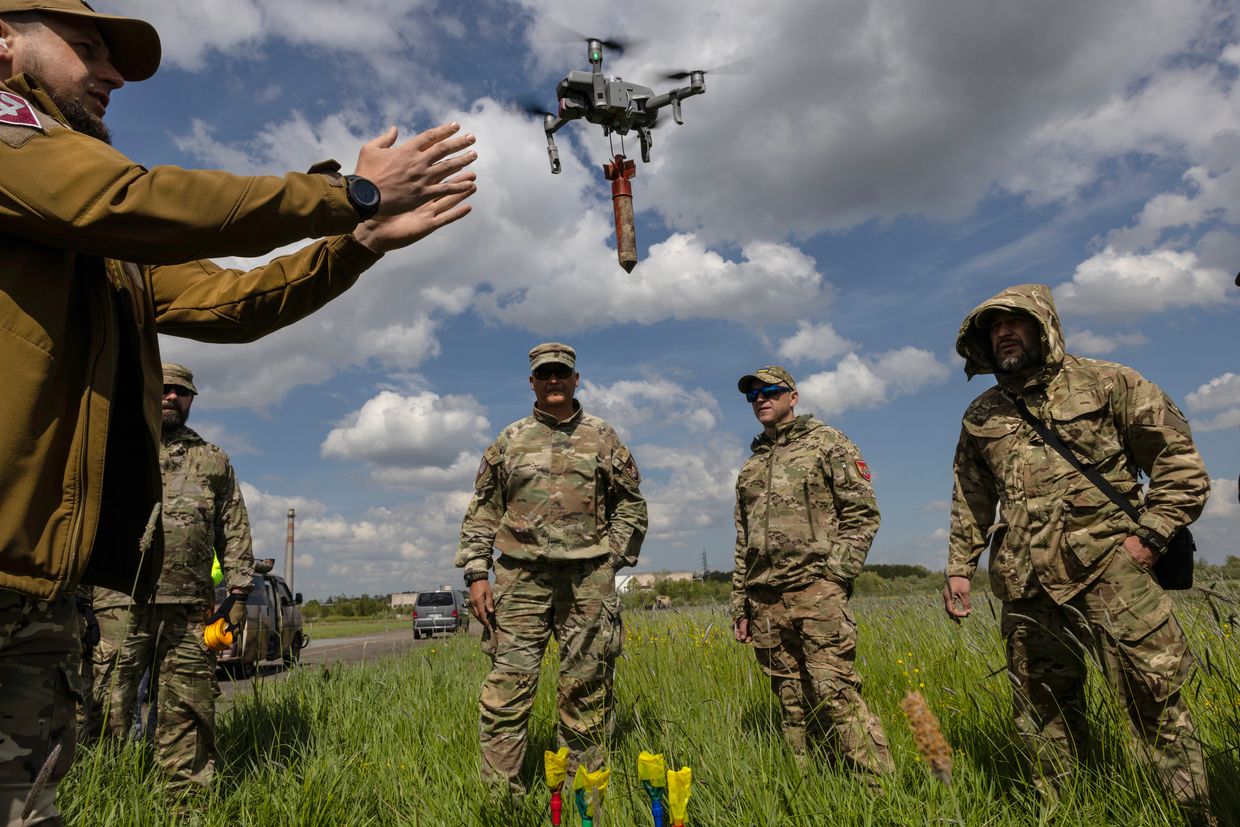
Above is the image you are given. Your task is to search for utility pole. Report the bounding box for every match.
[284,507,296,591]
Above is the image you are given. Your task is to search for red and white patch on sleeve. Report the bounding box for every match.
[855,460,871,481]
[0,92,43,129]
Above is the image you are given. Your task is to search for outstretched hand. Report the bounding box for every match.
[352,172,476,252]
[354,123,477,217]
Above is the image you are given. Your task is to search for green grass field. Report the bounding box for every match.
[304,617,412,640]
[62,590,1240,826]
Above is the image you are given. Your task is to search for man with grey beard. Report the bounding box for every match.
[944,284,1214,825]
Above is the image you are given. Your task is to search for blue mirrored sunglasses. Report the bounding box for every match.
[745,384,791,403]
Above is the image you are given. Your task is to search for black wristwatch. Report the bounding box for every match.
[343,174,381,220]
[1134,526,1166,553]
[464,570,490,585]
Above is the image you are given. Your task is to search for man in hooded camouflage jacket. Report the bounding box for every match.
[943,284,1212,820]
[732,366,892,777]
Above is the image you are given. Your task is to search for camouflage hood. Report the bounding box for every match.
[955,283,1066,380]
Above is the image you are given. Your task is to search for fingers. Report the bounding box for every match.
[367,125,399,150]
[411,121,462,151]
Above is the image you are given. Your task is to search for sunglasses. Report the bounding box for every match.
[163,385,193,397]
[532,364,574,381]
[745,384,791,403]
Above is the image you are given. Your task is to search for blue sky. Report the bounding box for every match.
[103,0,1239,598]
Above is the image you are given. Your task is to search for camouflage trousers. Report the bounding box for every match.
[747,579,893,776]
[1003,548,1209,812]
[108,603,219,788]
[0,590,80,826]
[76,606,127,746]
[478,556,623,791]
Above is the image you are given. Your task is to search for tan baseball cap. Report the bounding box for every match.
[737,365,797,393]
[162,362,197,395]
[529,342,576,371]
[0,0,161,82]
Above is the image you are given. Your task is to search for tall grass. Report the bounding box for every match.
[61,588,1240,826]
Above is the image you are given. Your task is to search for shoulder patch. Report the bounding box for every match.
[476,455,489,483]
[855,460,871,481]
[624,455,641,483]
[0,91,43,129]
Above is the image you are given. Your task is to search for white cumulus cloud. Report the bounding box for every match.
[796,348,951,418]
[1054,247,1231,317]
[1065,329,1149,355]
[1186,373,1240,432]
[777,322,856,364]
[578,378,721,439]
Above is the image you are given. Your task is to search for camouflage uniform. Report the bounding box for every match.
[98,406,254,788]
[457,345,647,790]
[948,284,1211,813]
[732,390,892,775]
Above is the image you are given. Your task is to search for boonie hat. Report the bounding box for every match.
[529,342,576,371]
[0,0,161,82]
[162,362,197,395]
[737,365,797,394]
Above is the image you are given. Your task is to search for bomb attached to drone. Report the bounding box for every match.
[529,38,712,272]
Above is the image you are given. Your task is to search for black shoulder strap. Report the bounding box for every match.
[1012,398,1141,523]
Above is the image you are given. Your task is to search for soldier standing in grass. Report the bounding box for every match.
[457,343,648,792]
[943,284,1214,824]
[98,364,254,789]
[731,366,894,778]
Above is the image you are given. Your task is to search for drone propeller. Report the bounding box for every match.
[540,20,641,56]
[515,97,556,119]
[658,56,753,81]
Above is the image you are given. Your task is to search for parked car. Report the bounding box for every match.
[215,558,307,676]
[412,589,470,639]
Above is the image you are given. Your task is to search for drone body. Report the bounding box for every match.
[537,40,706,272]
[541,39,705,174]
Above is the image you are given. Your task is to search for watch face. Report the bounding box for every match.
[351,177,380,208]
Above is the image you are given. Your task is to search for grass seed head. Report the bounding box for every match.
[901,690,953,786]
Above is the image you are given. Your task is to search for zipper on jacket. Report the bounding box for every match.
[803,480,816,542]
[64,270,111,593]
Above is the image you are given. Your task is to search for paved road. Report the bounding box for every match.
[219,629,422,701]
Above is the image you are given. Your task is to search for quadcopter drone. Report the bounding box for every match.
[528,38,729,271]
[538,38,705,175]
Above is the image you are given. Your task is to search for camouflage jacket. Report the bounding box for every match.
[456,402,648,579]
[732,414,880,619]
[96,426,254,608]
[947,284,1210,604]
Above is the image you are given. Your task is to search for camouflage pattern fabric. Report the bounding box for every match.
[748,580,893,775]
[96,426,253,788]
[76,606,127,747]
[457,403,647,579]
[731,414,880,620]
[478,556,623,791]
[0,590,80,826]
[105,604,218,787]
[947,283,1209,604]
[1003,550,1207,810]
[947,284,1212,814]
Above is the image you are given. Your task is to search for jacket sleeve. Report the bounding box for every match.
[455,441,504,579]
[1114,368,1210,543]
[604,441,648,570]
[947,425,998,580]
[731,481,750,621]
[150,234,381,343]
[213,457,255,593]
[0,118,360,264]
[824,440,880,581]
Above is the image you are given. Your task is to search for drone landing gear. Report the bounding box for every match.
[603,154,638,273]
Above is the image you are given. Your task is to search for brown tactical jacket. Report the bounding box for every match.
[947,284,1210,603]
[0,74,379,601]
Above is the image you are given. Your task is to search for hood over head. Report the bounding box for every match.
[955,283,1065,379]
